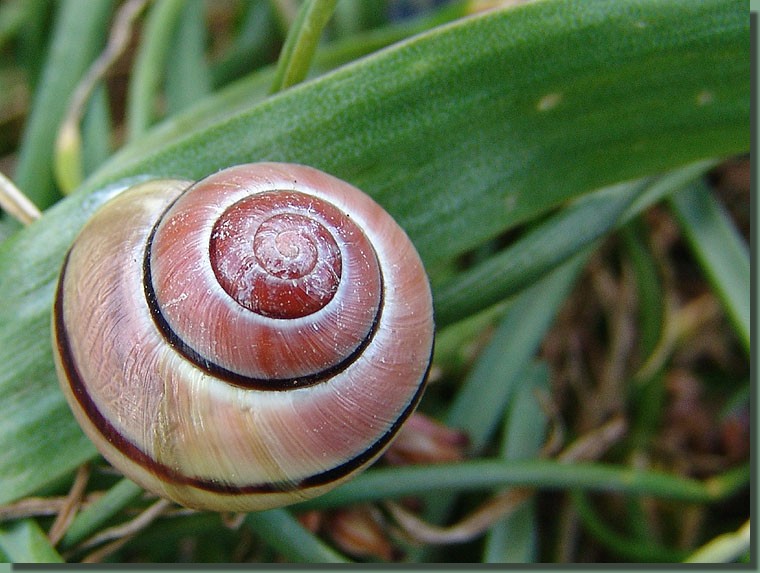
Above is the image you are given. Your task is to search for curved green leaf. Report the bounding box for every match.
[670,180,750,353]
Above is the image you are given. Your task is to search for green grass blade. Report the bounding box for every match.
[0,0,28,49]
[296,460,749,510]
[435,161,719,327]
[483,363,549,563]
[59,479,144,550]
[14,0,52,89]
[270,0,338,93]
[684,519,751,564]
[433,180,642,327]
[209,1,279,87]
[125,0,185,141]
[12,0,114,208]
[621,220,665,362]
[245,510,350,563]
[571,491,688,562]
[165,0,211,115]
[445,253,587,452]
[420,253,586,558]
[80,85,113,178]
[0,519,64,563]
[669,180,750,353]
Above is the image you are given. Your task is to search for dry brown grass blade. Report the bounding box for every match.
[48,463,91,545]
[386,417,628,545]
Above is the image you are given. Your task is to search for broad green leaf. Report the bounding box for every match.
[0,0,749,505]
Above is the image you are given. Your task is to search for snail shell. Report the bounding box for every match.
[52,163,434,512]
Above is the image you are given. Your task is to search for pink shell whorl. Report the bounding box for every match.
[52,162,434,511]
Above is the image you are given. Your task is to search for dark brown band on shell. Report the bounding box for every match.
[141,198,385,390]
[54,252,429,494]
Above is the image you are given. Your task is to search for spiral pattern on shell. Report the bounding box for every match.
[52,163,434,511]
